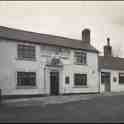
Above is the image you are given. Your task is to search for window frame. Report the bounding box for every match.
[74,73,87,87]
[16,72,37,88]
[17,44,36,61]
[74,51,87,65]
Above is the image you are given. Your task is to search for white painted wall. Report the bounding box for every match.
[61,51,99,94]
[100,69,124,92]
[40,45,99,94]
[0,39,44,95]
[0,39,99,96]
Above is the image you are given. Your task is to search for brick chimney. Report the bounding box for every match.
[82,29,90,44]
[104,37,112,56]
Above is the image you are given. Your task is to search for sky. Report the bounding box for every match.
[0,1,124,57]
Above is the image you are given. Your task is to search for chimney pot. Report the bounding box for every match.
[107,37,110,46]
[82,28,90,44]
[104,37,112,56]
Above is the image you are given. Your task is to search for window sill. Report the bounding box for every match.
[74,63,88,66]
[119,83,124,85]
[16,58,36,62]
[73,86,88,88]
[16,86,37,89]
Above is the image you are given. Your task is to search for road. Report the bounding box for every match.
[0,94,124,122]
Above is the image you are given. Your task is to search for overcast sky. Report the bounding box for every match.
[0,1,124,57]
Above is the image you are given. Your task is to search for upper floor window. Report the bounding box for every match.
[17,44,36,61]
[74,51,87,65]
[119,73,124,84]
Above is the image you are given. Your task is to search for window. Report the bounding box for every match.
[74,73,87,86]
[74,51,87,65]
[18,44,36,60]
[65,76,70,84]
[119,73,124,84]
[17,72,36,87]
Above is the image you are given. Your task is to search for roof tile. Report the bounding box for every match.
[0,26,98,53]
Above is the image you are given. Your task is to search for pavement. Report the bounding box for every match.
[2,92,124,107]
[2,94,98,107]
[1,92,124,122]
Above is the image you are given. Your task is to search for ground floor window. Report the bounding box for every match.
[74,73,87,86]
[17,72,36,87]
[119,73,124,84]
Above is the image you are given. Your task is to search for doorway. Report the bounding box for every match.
[101,72,111,92]
[50,71,59,95]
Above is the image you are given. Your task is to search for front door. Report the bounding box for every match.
[101,72,111,92]
[50,71,59,95]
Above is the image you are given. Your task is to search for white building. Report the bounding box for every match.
[99,38,124,93]
[0,26,99,98]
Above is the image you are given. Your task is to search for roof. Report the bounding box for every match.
[99,56,124,70]
[0,26,98,53]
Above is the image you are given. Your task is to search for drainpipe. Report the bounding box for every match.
[97,53,101,95]
[98,69,101,94]
[44,66,46,95]
[0,89,1,104]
